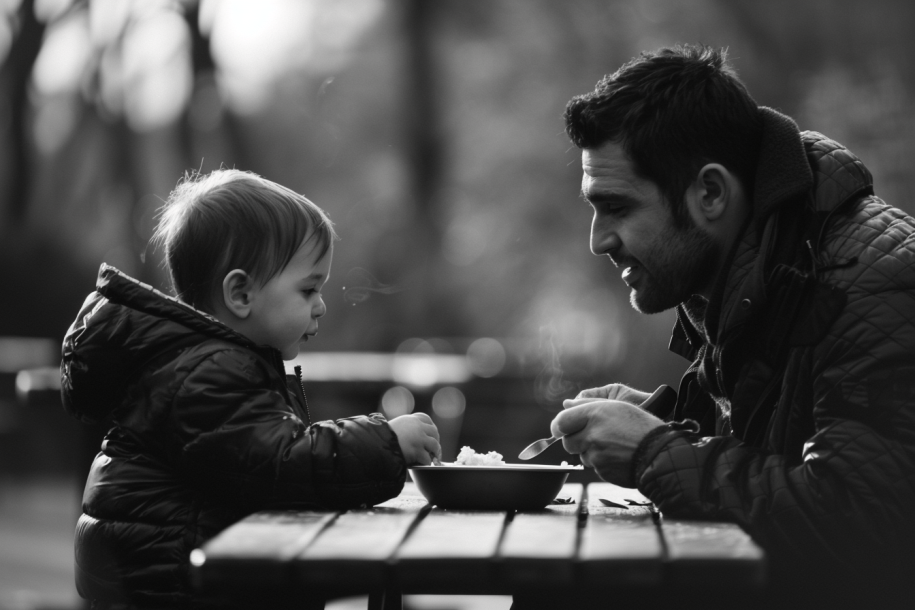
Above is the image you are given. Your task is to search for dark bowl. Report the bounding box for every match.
[408,463,583,511]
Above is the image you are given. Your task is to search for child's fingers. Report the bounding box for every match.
[422,435,442,460]
[413,451,433,465]
[422,420,441,441]
[413,412,434,425]
[411,412,441,441]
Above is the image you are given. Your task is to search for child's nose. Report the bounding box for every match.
[314,297,327,318]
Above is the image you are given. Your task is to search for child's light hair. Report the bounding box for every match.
[151,169,337,313]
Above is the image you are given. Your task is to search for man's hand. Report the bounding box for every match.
[388,412,442,466]
[551,400,665,487]
[562,383,650,410]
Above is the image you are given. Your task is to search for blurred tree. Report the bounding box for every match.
[0,0,913,389]
[0,0,46,224]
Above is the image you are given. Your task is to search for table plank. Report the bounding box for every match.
[192,510,338,592]
[189,482,767,604]
[660,519,766,588]
[393,507,508,592]
[294,491,430,589]
[498,483,584,587]
[578,482,664,587]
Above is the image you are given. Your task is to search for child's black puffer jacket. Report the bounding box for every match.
[61,264,406,609]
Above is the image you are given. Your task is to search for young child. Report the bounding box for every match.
[60,169,441,609]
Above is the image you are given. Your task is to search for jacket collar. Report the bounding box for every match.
[751,107,815,220]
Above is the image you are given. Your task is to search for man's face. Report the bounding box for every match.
[581,142,720,314]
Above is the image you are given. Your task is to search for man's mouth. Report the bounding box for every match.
[621,265,641,286]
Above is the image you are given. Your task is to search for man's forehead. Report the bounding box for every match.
[580,142,660,204]
[582,142,636,185]
[582,142,631,175]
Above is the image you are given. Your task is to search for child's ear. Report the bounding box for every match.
[222,269,254,319]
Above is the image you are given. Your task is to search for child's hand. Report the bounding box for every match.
[388,412,442,466]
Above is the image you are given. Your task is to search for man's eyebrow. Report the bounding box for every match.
[580,190,631,204]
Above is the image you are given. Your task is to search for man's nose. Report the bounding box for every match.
[590,217,621,256]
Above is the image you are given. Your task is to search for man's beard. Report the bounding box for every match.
[629,220,720,314]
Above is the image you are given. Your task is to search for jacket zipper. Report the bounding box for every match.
[293,365,313,425]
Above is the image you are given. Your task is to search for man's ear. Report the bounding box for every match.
[222,269,254,319]
[687,163,734,223]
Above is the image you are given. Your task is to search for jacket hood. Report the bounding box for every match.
[61,264,260,424]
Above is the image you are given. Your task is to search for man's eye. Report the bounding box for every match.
[603,205,627,217]
[592,201,627,217]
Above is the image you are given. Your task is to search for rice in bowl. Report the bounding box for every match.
[455,446,505,466]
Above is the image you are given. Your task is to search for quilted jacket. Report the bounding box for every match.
[633,108,915,597]
[60,265,407,608]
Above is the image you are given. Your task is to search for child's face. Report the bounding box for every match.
[247,238,332,360]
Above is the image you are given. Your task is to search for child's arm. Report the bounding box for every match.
[168,347,408,509]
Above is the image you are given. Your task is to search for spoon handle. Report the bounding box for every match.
[517,434,561,460]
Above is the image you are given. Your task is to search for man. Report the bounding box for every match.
[555,44,915,605]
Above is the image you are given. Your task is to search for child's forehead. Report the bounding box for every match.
[289,235,332,268]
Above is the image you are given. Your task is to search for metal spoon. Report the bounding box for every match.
[517,434,562,460]
[517,384,675,461]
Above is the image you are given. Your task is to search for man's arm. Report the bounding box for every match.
[635,269,915,579]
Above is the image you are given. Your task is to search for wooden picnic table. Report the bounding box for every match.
[191,481,765,609]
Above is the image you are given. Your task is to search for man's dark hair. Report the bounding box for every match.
[564,44,762,226]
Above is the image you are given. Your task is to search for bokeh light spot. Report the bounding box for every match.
[381,386,414,418]
[32,11,91,96]
[466,337,506,378]
[432,386,466,419]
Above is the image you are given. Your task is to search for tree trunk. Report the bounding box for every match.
[1,0,46,224]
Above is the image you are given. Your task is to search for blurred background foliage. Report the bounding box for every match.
[3,0,915,411]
